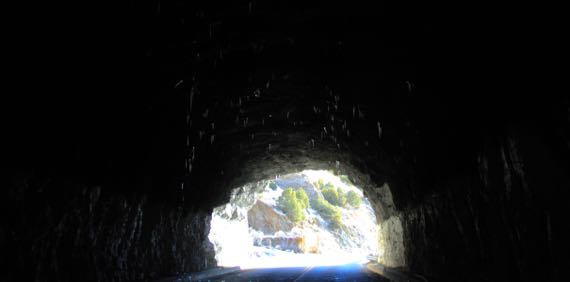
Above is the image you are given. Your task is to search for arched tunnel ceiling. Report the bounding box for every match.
[5,1,569,281]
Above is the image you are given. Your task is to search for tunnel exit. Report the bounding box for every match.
[208,170,380,269]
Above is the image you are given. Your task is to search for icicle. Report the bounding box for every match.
[181,183,184,190]
[199,130,205,140]
[311,139,315,148]
[192,146,196,161]
[211,122,215,130]
[268,144,271,152]
[251,133,255,140]
[174,80,184,88]
[210,134,215,144]
[352,106,356,118]
[265,81,270,89]
[377,121,382,140]
[323,126,327,135]
[186,136,189,146]
[254,88,261,98]
[203,108,209,118]
[243,117,248,127]
[313,106,318,114]
[262,117,265,125]
[286,111,290,120]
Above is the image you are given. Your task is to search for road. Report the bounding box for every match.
[209,263,388,281]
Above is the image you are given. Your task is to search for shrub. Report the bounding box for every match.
[340,175,352,185]
[296,189,309,209]
[278,187,306,223]
[346,190,361,208]
[311,197,342,229]
[322,186,346,207]
[337,187,347,207]
[321,186,337,205]
[315,179,324,190]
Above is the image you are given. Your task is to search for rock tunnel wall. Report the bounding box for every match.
[5,1,569,281]
[2,181,215,281]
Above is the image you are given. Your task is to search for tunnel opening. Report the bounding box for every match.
[208,170,382,269]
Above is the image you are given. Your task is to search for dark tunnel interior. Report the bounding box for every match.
[4,1,569,281]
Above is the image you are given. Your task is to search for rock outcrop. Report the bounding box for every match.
[247,201,293,235]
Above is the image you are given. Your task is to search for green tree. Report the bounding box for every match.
[346,190,361,208]
[311,197,342,229]
[340,175,352,185]
[337,187,347,207]
[321,186,338,205]
[296,189,309,209]
[278,188,306,223]
[322,186,346,207]
[315,179,324,190]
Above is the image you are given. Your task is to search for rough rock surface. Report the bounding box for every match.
[5,1,568,282]
[247,201,293,235]
[259,236,304,253]
[275,174,322,202]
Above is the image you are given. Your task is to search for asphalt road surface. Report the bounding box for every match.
[210,263,388,281]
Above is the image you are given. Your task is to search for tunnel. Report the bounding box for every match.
[4,1,568,281]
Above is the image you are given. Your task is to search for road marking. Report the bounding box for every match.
[293,265,314,282]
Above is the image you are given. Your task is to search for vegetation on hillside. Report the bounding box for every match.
[339,175,351,185]
[277,179,363,229]
[345,190,361,208]
[311,196,342,229]
[278,187,308,223]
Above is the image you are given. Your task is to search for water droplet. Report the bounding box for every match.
[377,121,382,140]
